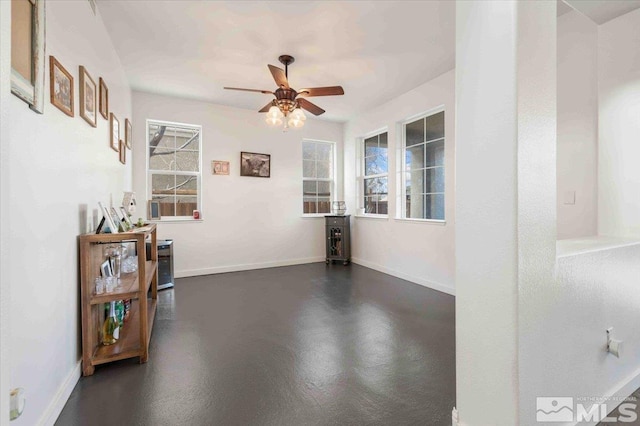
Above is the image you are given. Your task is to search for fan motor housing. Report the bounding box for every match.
[274,88,298,113]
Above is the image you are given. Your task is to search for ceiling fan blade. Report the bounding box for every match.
[297,86,345,97]
[258,102,273,113]
[224,87,273,95]
[268,65,289,89]
[298,98,325,116]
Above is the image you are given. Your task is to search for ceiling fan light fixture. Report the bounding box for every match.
[288,108,306,128]
[265,105,284,127]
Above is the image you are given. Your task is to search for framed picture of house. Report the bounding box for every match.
[49,56,74,117]
[79,66,97,127]
[99,78,109,119]
[110,113,119,152]
[240,152,270,178]
[11,0,45,114]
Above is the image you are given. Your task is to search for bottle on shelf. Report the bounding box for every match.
[116,300,125,328]
[102,301,120,346]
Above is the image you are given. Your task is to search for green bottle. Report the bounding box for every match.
[116,300,125,328]
[102,301,119,345]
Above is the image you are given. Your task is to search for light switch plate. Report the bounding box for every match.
[563,190,576,205]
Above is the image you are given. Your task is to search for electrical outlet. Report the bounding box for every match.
[10,388,25,420]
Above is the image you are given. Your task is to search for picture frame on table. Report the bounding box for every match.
[100,260,113,277]
[110,207,124,232]
[79,66,97,127]
[10,0,45,114]
[98,202,118,234]
[110,113,119,152]
[119,207,134,228]
[49,56,74,117]
[99,77,109,120]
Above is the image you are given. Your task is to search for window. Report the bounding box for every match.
[302,140,334,214]
[401,110,445,220]
[147,120,202,219]
[360,131,388,215]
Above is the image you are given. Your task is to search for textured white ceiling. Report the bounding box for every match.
[96,1,455,122]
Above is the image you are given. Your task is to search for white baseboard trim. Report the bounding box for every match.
[573,367,640,426]
[38,360,81,426]
[351,257,455,296]
[175,256,326,278]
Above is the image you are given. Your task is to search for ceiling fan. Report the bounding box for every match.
[224,55,344,129]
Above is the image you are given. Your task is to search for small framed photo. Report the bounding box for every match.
[79,66,97,127]
[212,160,229,175]
[100,260,113,277]
[119,140,126,165]
[110,113,119,152]
[49,56,74,117]
[240,152,270,178]
[98,202,118,234]
[120,207,134,228]
[110,207,124,232]
[125,119,132,149]
[99,77,108,120]
[148,200,161,220]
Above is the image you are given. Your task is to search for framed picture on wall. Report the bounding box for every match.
[125,119,132,149]
[212,160,229,175]
[49,56,74,117]
[79,66,97,127]
[110,113,119,152]
[119,140,126,165]
[10,0,45,114]
[99,77,109,120]
[240,152,270,178]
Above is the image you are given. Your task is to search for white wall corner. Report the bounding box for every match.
[351,257,455,296]
[38,361,81,426]
[175,257,327,279]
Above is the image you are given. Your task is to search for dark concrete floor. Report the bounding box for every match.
[56,263,456,426]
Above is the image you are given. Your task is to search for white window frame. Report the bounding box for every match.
[357,128,389,217]
[397,107,445,222]
[302,139,336,217]
[146,119,203,222]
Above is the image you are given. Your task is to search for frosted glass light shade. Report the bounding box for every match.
[265,105,284,126]
[288,108,306,128]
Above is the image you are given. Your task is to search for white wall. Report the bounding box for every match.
[131,91,343,277]
[1,1,12,424]
[597,8,640,237]
[455,1,557,424]
[7,2,132,424]
[557,11,598,240]
[343,70,455,295]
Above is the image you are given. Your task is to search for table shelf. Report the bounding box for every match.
[79,224,159,376]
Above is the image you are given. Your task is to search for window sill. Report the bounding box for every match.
[355,214,389,221]
[394,218,446,225]
[149,218,204,224]
[301,214,330,219]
